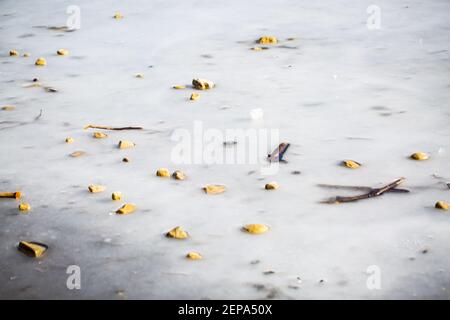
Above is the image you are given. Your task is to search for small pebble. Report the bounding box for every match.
[2,105,15,111]
[156,168,170,178]
[118,140,135,149]
[88,185,105,193]
[116,203,136,215]
[192,78,214,90]
[342,160,361,169]
[113,12,124,19]
[243,224,269,234]
[57,49,69,56]
[172,170,186,180]
[69,151,86,157]
[435,201,449,210]
[112,192,122,201]
[186,252,202,260]
[35,57,46,66]
[18,203,31,212]
[93,132,108,139]
[265,182,279,190]
[258,36,277,44]
[203,184,226,194]
[166,226,189,239]
[18,241,47,258]
[411,152,429,160]
[190,92,200,101]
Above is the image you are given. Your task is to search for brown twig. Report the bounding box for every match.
[83,124,143,131]
[317,183,410,193]
[0,191,21,199]
[322,178,406,204]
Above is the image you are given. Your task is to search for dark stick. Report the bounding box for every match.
[84,124,143,130]
[318,184,410,193]
[268,142,290,162]
[323,178,406,204]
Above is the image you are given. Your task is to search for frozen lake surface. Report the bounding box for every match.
[1,0,450,299]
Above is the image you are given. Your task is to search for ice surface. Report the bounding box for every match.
[0,0,450,299]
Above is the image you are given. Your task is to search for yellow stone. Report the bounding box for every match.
[243,224,269,234]
[116,203,136,215]
[88,185,106,193]
[18,203,31,211]
[156,168,170,178]
[112,192,122,201]
[186,252,202,260]
[411,152,429,161]
[9,50,19,56]
[135,73,144,78]
[35,57,46,66]
[122,157,130,163]
[172,170,186,180]
[343,160,361,169]
[190,92,200,101]
[69,150,86,157]
[251,46,263,51]
[2,105,15,111]
[113,12,124,19]
[18,241,47,257]
[118,140,135,149]
[57,49,69,56]
[203,185,226,195]
[23,53,30,57]
[173,85,186,89]
[166,226,189,239]
[93,132,108,139]
[192,78,215,90]
[65,137,74,143]
[258,36,278,44]
[435,201,449,210]
[265,182,279,190]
